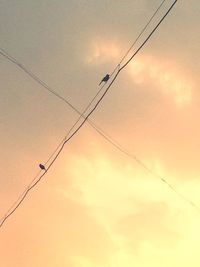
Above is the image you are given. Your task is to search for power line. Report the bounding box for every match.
[110,0,167,77]
[0,0,179,228]
[0,0,170,185]
[89,123,200,211]
[0,48,94,114]
[0,0,178,228]
[120,0,178,71]
[0,0,169,212]
[0,0,167,114]
[0,0,168,165]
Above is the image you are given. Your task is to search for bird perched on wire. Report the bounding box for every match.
[99,74,110,85]
[39,164,47,172]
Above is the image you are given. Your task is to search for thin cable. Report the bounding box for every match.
[0,0,168,164]
[109,0,167,77]
[0,48,109,177]
[0,48,109,164]
[43,83,107,166]
[0,0,178,228]
[2,100,199,226]
[0,48,108,217]
[36,0,179,183]
[89,123,200,211]
[120,0,177,71]
[0,0,167,113]
[0,0,169,168]
[0,49,87,114]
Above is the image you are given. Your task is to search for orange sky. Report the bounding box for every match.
[1,0,200,266]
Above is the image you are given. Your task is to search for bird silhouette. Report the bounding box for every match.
[39,164,47,172]
[99,74,110,85]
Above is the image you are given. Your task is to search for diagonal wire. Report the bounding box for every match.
[89,123,200,211]
[0,0,167,112]
[0,0,169,213]
[0,0,181,228]
[0,0,168,170]
[109,0,167,77]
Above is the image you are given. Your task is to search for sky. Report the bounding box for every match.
[1,0,200,266]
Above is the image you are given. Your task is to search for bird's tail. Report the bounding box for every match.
[99,81,102,86]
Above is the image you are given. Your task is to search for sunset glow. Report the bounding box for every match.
[128,55,193,107]
[1,1,200,267]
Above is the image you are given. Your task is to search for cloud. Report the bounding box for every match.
[85,36,123,65]
[115,202,180,250]
[128,54,193,107]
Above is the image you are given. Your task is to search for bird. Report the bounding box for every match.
[99,74,110,85]
[39,164,47,172]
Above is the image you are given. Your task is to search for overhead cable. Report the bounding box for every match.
[0,0,169,170]
[0,0,179,228]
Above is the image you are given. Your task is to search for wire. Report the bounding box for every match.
[120,0,178,71]
[109,0,167,77]
[0,49,88,114]
[0,0,179,228]
[0,0,169,206]
[0,0,167,115]
[0,0,169,172]
[89,123,200,211]
[0,0,169,164]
